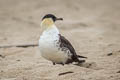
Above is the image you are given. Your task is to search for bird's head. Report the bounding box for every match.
[41,14,63,30]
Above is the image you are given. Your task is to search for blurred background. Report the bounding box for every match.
[0,0,120,80]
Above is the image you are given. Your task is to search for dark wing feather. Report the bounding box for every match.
[59,34,87,63]
[59,34,79,61]
[59,34,76,54]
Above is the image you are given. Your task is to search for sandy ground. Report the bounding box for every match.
[0,0,120,80]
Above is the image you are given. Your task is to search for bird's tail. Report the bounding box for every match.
[77,55,87,58]
[74,55,87,64]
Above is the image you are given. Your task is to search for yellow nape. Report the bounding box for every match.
[41,18,54,27]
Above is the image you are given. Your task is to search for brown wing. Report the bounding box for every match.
[59,34,78,60]
[59,34,87,64]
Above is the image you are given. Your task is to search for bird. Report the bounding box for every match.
[39,14,87,65]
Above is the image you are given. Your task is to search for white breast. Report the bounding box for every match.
[39,26,68,63]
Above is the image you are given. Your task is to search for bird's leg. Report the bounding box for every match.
[53,62,56,65]
[78,60,85,64]
[56,62,64,66]
[61,63,64,66]
[53,62,64,66]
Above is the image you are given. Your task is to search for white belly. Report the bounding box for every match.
[39,33,68,64]
[41,49,68,63]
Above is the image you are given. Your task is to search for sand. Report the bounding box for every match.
[0,0,120,80]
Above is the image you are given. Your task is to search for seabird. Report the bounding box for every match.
[39,14,87,65]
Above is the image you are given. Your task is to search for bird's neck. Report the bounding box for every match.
[41,18,54,27]
[42,25,59,35]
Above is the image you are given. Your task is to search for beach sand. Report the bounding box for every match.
[0,0,120,80]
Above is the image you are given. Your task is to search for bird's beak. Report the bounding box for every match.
[56,18,63,21]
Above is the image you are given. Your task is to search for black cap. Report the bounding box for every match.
[42,14,63,22]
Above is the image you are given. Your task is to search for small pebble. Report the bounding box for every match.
[117,71,120,73]
[0,55,5,58]
[107,53,113,56]
[16,59,21,61]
